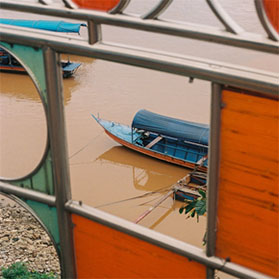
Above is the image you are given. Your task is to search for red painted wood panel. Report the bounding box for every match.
[264,0,279,32]
[72,214,206,278]
[216,88,279,277]
[72,0,119,11]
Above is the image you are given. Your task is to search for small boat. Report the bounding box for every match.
[174,188,201,202]
[0,19,86,78]
[0,48,81,78]
[92,109,209,172]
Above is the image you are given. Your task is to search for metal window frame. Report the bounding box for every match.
[0,2,278,278]
[255,0,279,42]
[65,199,274,279]
[206,83,222,258]
[43,47,76,278]
[0,1,278,54]
[0,26,277,96]
[142,0,173,19]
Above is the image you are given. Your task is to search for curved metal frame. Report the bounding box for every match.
[61,0,77,9]
[255,0,279,42]
[109,0,131,14]
[38,0,53,5]
[142,0,173,20]
[1,2,277,54]
[35,0,279,42]
[206,0,244,34]
[0,44,50,184]
[0,2,278,279]
[61,0,130,11]
[1,25,277,95]
[0,191,61,268]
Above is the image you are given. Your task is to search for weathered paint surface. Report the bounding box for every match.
[72,214,206,278]
[216,88,279,277]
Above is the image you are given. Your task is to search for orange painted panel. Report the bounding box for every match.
[216,88,279,277]
[72,0,120,11]
[72,214,206,278]
[264,0,279,32]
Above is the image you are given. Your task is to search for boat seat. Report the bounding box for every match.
[195,155,208,166]
[145,136,163,149]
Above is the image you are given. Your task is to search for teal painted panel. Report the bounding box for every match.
[31,151,55,195]
[23,199,60,251]
[12,148,55,195]
[0,43,55,196]
[0,42,48,103]
[0,43,60,253]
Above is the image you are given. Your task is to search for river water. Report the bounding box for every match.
[0,0,277,250]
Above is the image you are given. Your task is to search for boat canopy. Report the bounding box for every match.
[132,109,209,145]
[0,19,86,33]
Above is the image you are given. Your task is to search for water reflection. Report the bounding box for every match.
[0,72,78,105]
[0,54,93,105]
[1,0,276,252]
[0,73,41,102]
[96,146,191,191]
[0,72,47,178]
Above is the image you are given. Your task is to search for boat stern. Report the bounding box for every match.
[62,61,81,78]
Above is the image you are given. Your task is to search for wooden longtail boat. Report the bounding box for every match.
[0,19,85,78]
[92,109,209,172]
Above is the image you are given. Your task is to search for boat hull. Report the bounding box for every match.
[104,129,207,172]
[0,61,80,78]
[0,48,80,78]
[0,64,26,73]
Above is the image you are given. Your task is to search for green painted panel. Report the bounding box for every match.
[0,43,62,255]
[23,198,61,251]
[13,150,55,195]
[0,42,48,103]
[0,43,55,196]
[30,151,55,195]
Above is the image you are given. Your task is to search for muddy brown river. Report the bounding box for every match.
[0,0,277,251]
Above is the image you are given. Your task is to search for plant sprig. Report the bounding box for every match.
[179,189,206,223]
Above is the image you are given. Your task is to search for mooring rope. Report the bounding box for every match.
[95,185,172,208]
[68,131,104,160]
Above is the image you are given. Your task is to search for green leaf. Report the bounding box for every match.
[195,200,206,215]
[191,210,195,218]
[198,189,206,198]
[185,202,196,214]
[202,231,207,246]
[179,207,185,214]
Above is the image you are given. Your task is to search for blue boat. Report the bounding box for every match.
[0,19,86,77]
[92,109,209,172]
[0,18,86,33]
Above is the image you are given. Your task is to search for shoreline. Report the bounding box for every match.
[0,194,61,277]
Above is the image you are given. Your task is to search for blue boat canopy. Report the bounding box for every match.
[132,109,209,145]
[0,19,86,33]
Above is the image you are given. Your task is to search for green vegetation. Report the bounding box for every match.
[179,188,206,221]
[179,188,207,245]
[2,262,58,279]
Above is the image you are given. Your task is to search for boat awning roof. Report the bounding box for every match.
[0,19,86,33]
[132,109,209,146]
